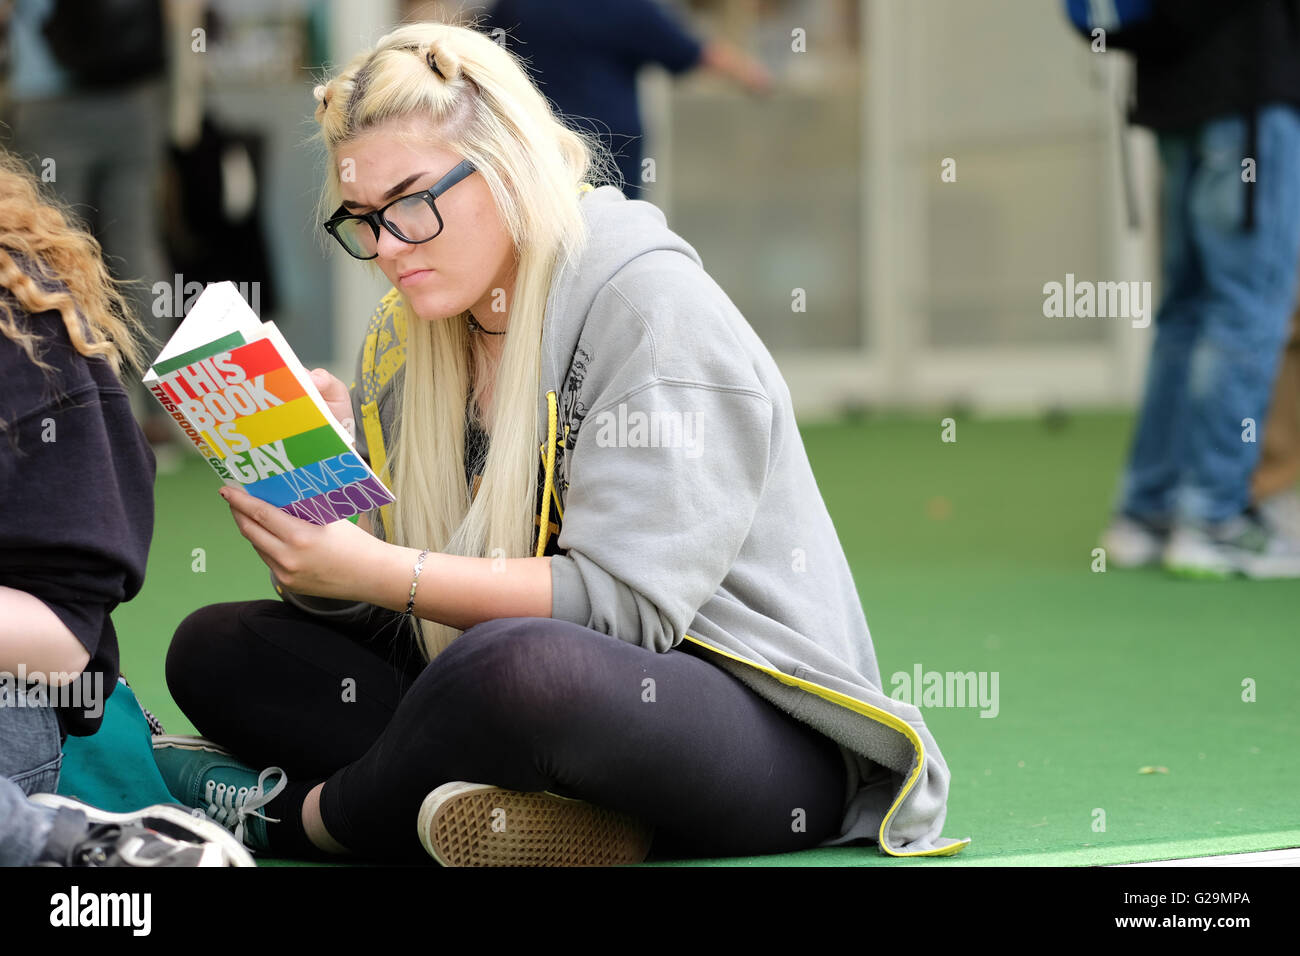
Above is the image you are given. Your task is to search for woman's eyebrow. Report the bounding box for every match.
[341,171,430,210]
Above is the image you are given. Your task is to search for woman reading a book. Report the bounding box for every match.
[161,19,964,865]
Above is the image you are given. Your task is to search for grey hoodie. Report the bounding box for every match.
[283,184,970,857]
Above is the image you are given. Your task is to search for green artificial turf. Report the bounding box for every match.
[113,410,1300,866]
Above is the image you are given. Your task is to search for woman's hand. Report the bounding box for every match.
[221,484,388,603]
[309,367,355,444]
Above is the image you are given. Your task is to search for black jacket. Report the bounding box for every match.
[0,280,155,737]
[1131,0,1300,132]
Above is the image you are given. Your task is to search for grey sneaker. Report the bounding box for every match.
[1164,510,1300,579]
[29,793,256,867]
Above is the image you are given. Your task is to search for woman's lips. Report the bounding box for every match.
[398,269,434,286]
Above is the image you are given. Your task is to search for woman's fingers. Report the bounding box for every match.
[221,484,377,600]
[222,485,308,546]
[221,485,313,573]
[226,494,288,563]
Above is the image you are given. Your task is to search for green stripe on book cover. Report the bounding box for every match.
[280,423,351,465]
[150,331,247,378]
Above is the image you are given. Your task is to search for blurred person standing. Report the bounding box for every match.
[3,0,173,445]
[1098,0,1300,578]
[472,0,773,197]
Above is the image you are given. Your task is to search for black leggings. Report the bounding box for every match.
[166,600,849,862]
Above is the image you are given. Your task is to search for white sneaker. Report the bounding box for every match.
[29,793,256,867]
[1099,513,1168,567]
[1164,510,1300,579]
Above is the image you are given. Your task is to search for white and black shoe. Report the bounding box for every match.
[1164,507,1300,579]
[29,793,256,867]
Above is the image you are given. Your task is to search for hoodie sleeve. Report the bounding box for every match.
[548,377,774,653]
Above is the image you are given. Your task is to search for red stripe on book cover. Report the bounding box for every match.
[226,337,286,378]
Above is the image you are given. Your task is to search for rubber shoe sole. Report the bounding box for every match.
[151,734,234,755]
[417,781,654,867]
[28,792,256,867]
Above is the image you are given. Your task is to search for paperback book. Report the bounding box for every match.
[142,282,394,525]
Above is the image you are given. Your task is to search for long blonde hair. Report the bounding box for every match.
[0,146,149,391]
[313,19,614,660]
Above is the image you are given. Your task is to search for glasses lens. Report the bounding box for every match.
[339,219,377,258]
[333,217,377,259]
[383,194,441,242]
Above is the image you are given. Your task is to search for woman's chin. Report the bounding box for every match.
[402,290,467,323]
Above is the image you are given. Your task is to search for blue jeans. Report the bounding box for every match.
[1117,104,1300,525]
[0,684,64,866]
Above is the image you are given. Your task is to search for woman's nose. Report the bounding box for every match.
[374,223,409,260]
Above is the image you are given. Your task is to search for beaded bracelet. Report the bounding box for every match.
[405,548,431,616]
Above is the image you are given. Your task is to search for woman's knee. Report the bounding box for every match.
[165,601,269,714]
[420,617,623,730]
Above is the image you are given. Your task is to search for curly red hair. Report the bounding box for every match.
[0,145,151,380]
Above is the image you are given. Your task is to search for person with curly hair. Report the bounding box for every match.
[0,145,252,867]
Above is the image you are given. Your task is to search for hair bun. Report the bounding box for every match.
[425,44,461,83]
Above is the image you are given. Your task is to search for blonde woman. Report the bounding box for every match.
[160,19,968,865]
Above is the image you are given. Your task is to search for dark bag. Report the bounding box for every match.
[42,0,166,88]
[56,677,179,813]
[160,114,279,318]
[1063,0,1156,51]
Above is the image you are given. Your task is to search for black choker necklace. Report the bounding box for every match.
[467,313,506,335]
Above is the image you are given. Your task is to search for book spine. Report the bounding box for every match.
[146,381,235,481]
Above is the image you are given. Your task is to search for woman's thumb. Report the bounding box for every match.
[310,367,344,400]
[310,368,356,443]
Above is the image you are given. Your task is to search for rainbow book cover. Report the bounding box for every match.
[142,282,395,525]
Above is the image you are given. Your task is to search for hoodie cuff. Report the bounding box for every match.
[548,554,593,627]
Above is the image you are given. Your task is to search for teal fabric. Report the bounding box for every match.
[56,679,181,812]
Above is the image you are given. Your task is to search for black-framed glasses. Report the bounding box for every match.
[323,159,477,260]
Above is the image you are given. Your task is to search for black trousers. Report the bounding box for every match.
[166,600,849,862]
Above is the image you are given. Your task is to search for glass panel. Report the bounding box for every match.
[664,0,863,352]
[899,0,1116,349]
[919,140,1110,348]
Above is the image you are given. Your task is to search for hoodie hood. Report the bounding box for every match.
[537,186,703,435]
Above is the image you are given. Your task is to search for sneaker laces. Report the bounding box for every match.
[202,766,287,845]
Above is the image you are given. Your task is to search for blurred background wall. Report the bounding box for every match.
[646,0,1159,419]
[1,0,1162,421]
